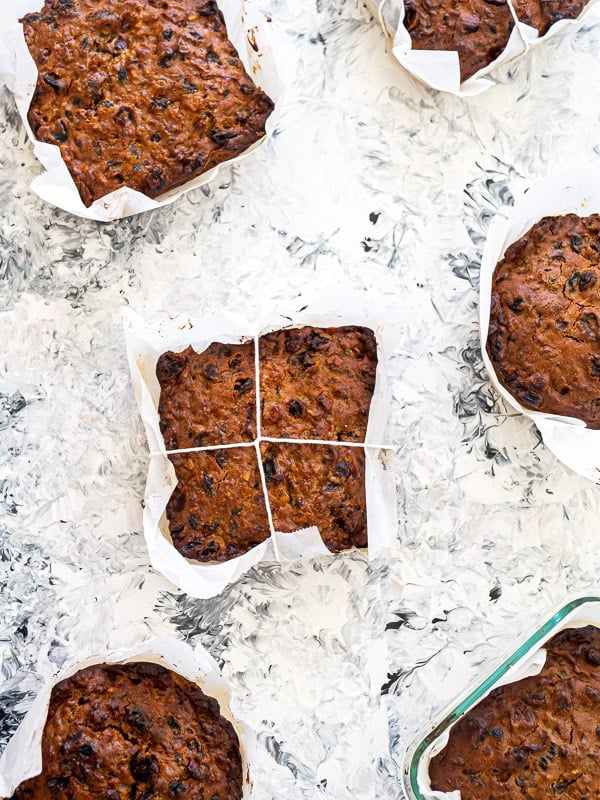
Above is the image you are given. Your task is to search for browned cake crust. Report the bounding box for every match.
[157,341,256,450]
[21,0,274,207]
[511,0,588,33]
[10,662,242,800]
[260,326,378,442]
[167,447,270,561]
[260,442,368,553]
[487,214,600,428]
[402,0,515,81]
[157,326,378,561]
[430,626,600,800]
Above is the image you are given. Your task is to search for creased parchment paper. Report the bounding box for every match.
[0,637,257,798]
[124,292,400,599]
[365,0,600,96]
[480,167,600,484]
[0,0,283,221]
[413,598,600,800]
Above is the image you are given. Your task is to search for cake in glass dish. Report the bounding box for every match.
[430,625,600,800]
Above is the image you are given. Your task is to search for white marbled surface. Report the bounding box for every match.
[2,1,600,798]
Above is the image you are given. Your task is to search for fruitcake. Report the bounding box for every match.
[259,325,378,442]
[167,447,270,561]
[157,326,379,560]
[486,213,600,428]
[157,341,256,450]
[511,0,588,34]
[260,442,368,552]
[9,661,243,800]
[430,626,600,800]
[402,0,515,81]
[21,0,274,206]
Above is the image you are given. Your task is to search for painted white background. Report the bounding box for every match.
[1,1,600,798]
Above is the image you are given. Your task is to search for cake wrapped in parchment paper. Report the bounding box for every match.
[366,0,600,96]
[125,292,400,598]
[480,167,600,483]
[0,637,257,799]
[0,0,284,221]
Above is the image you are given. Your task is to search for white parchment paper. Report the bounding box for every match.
[479,167,600,484]
[124,292,400,599]
[0,637,256,799]
[366,0,600,96]
[413,598,600,800]
[0,0,283,221]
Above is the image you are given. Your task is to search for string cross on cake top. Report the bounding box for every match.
[154,325,394,562]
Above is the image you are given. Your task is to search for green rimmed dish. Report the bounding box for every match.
[403,595,600,800]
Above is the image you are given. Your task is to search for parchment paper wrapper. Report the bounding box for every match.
[0,0,283,221]
[365,0,600,96]
[124,293,400,599]
[0,637,257,798]
[480,167,600,484]
[412,599,600,800]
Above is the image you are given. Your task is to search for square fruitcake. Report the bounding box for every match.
[260,442,368,553]
[155,326,378,560]
[20,0,274,207]
[166,447,270,561]
[156,340,257,450]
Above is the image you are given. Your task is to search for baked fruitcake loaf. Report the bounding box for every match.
[21,0,274,207]
[486,213,600,428]
[9,661,243,800]
[157,326,379,560]
[167,447,270,561]
[511,0,588,34]
[402,0,515,81]
[429,626,600,800]
[260,325,378,441]
[157,341,256,450]
[260,442,368,552]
